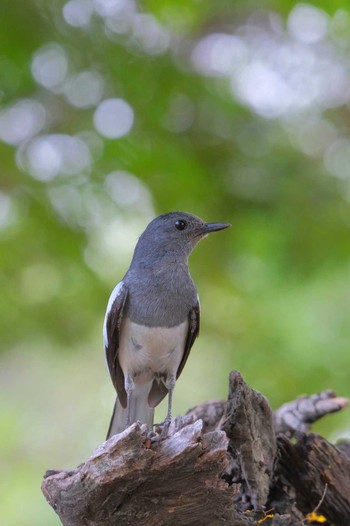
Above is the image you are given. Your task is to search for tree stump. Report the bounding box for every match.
[42,371,350,525]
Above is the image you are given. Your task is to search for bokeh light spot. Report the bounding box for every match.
[64,71,104,108]
[192,33,247,77]
[93,98,134,138]
[47,184,83,225]
[131,14,170,55]
[31,44,68,90]
[233,61,292,119]
[105,170,152,208]
[287,4,329,44]
[17,134,91,181]
[104,1,137,35]
[0,99,46,146]
[63,0,93,27]
[297,118,337,157]
[324,139,350,179]
[93,0,129,18]
[192,16,349,122]
[330,9,350,47]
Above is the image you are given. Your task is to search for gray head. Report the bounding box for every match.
[131,212,230,267]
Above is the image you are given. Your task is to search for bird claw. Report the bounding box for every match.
[151,417,172,442]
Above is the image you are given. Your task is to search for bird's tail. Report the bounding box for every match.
[106,383,155,439]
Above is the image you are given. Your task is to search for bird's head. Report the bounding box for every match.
[133,212,230,263]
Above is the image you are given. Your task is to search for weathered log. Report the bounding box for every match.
[186,399,226,433]
[337,439,350,460]
[273,390,349,437]
[221,371,277,510]
[42,418,247,526]
[42,372,350,526]
[276,433,350,526]
[187,388,349,439]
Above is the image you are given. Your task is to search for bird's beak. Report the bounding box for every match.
[204,222,231,233]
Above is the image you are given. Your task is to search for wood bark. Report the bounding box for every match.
[276,433,350,525]
[42,371,350,526]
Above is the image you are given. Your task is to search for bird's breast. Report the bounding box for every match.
[118,317,188,382]
[125,270,197,327]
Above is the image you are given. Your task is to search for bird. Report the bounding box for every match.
[103,211,230,439]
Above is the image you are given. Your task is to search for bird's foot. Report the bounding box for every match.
[151,416,172,442]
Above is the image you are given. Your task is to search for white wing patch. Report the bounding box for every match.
[103,280,125,349]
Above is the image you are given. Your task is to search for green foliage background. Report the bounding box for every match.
[1,1,350,524]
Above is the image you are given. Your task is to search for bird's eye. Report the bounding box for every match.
[175,219,187,231]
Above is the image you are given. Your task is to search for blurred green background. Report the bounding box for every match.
[1,0,350,524]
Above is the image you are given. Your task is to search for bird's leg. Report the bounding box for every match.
[124,374,135,429]
[160,387,173,437]
[153,374,176,440]
[165,386,173,424]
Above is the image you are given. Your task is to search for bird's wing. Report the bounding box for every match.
[103,281,129,408]
[176,297,200,379]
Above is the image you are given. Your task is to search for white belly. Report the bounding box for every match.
[118,318,188,383]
